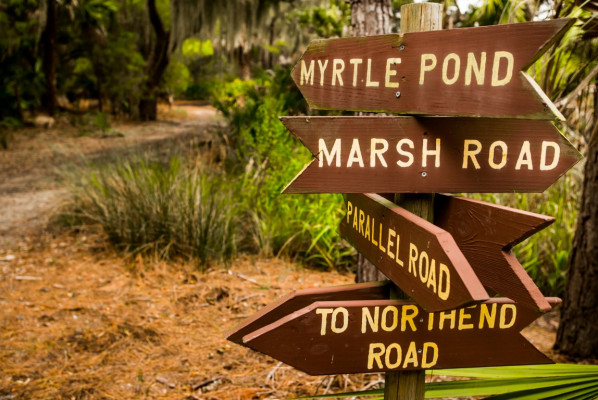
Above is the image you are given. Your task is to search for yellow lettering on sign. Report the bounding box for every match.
[396,139,415,167]
[442,53,461,85]
[439,309,456,330]
[401,305,418,332]
[371,139,389,167]
[515,140,533,170]
[438,263,450,301]
[540,141,560,171]
[458,307,474,330]
[488,141,508,169]
[385,58,401,88]
[331,59,345,86]
[409,243,418,277]
[386,343,403,369]
[419,251,430,283]
[465,52,486,86]
[381,306,398,332]
[491,51,514,86]
[422,138,441,168]
[317,59,329,86]
[346,201,353,224]
[316,308,333,335]
[479,303,497,329]
[350,58,363,86]
[331,307,349,333]
[318,138,341,167]
[422,342,439,368]
[403,341,419,368]
[359,209,365,235]
[387,228,396,260]
[347,138,364,167]
[499,304,516,329]
[420,54,437,84]
[395,233,404,267]
[367,343,385,369]
[463,139,482,169]
[362,306,380,333]
[300,60,315,85]
[366,59,380,87]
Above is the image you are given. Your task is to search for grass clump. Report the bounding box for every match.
[63,155,236,269]
[212,67,355,270]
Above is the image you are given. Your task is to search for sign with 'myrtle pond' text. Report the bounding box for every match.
[291,19,573,118]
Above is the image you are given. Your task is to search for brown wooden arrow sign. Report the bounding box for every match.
[292,19,573,118]
[241,297,561,375]
[281,116,581,194]
[434,194,555,312]
[227,281,391,345]
[339,193,489,312]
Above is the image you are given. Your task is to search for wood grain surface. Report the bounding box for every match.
[434,195,555,312]
[281,116,581,194]
[243,297,560,375]
[291,19,573,118]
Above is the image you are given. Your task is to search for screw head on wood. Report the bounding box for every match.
[395,91,401,98]
[421,171,427,177]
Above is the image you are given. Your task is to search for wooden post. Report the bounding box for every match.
[384,3,443,400]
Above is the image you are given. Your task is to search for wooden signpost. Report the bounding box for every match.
[281,116,582,194]
[291,19,573,118]
[228,5,578,399]
[339,193,489,311]
[240,297,561,375]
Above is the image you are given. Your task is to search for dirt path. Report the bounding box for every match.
[0,104,221,246]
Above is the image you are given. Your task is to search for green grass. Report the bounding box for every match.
[61,155,237,269]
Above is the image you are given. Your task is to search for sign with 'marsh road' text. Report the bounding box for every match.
[339,193,489,311]
[242,297,560,375]
[292,19,573,118]
[281,116,581,194]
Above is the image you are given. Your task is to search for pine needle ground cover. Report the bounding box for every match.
[0,231,584,400]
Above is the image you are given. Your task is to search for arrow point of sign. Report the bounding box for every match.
[434,195,559,312]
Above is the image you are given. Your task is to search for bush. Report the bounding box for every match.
[211,67,354,270]
[62,155,237,269]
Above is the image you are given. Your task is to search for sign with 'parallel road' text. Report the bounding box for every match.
[292,19,573,118]
[339,193,489,311]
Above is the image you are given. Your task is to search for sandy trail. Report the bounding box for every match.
[0,104,221,246]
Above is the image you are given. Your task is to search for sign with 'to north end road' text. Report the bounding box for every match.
[242,297,560,375]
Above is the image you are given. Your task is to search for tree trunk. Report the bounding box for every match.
[555,119,598,358]
[42,0,58,116]
[352,0,392,283]
[139,0,171,121]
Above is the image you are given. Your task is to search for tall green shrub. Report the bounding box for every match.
[63,155,237,268]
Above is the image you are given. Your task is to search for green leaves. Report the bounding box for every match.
[298,364,598,399]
